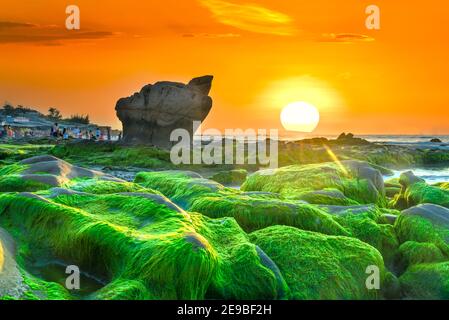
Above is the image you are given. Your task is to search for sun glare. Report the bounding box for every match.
[280,101,320,132]
[259,76,344,127]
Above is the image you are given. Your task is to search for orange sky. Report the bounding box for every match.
[0,0,448,135]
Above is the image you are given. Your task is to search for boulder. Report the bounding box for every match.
[399,171,425,188]
[395,204,449,255]
[0,156,124,192]
[399,262,449,299]
[0,228,28,299]
[391,172,449,209]
[250,226,388,300]
[0,188,286,300]
[241,161,386,205]
[115,76,214,148]
[209,169,248,186]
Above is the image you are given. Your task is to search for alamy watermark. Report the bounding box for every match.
[65,265,80,290]
[170,121,279,169]
[66,5,80,30]
[366,5,381,30]
[365,265,381,290]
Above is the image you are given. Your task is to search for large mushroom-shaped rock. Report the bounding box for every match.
[115,76,214,148]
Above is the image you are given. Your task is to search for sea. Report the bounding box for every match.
[197,134,449,184]
[321,135,449,184]
[361,135,449,184]
[285,134,449,184]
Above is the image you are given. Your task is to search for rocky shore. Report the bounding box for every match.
[0,136,448,300]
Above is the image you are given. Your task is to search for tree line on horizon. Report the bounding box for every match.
[1,103,90,125]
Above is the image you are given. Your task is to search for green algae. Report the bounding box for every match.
[335,216,399,269]
[241,162,386,206]
[0,191,284,300]
[209,169,247,186]
[2,151,449,300]
[135,171,232,209]
[0,175,52,193]
[51,142,172,169]
[395,212,449,256]
[190,195,349,236]
[68,179,162,195]
[0,144,53,164]
[399,262,449,299]
[436,182,449,190]
[392,182,449,209]
[295,189,360,206]
[250,226,387,300]
[398,241,446,269]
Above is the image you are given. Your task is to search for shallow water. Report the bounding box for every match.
[389,167,449,184]
[28,261,106,298]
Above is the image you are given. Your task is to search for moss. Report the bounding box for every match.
[295,189,360,206]
[392,182,449,209]
[436,182,449,190]
[0,144,53,164]
[250,226,387,300]
[331,208,400,268]
[135,171,232,209]
[385,178,401,188]
[50,142,172,169]
[20,271,72,300]
[241,162,386,206]
[0,175,52,192]
[398,241,446,269]
[68,179,161,195]
[191,195,349,236]
[92,279,153,300]
[0,163,27,176]
[0,190,284,300]
[386,187,401,198]
[209,169,247,186]
[399,262,449,299]
[395,212,449,256]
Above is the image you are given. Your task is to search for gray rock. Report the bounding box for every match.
[115,75,214,148]
[0,228,29,299]
[402,204,449,228]
[399,171,425,188]
[342,160,386,196]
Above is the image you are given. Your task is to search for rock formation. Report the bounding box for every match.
[115,75,214,148]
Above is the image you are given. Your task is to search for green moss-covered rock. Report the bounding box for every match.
[241,161,386,206]
[250,226,387,300]
[295,189,360,206]
[209,169,247,186]
[68,179,161,195]
[395,204,449,256]
[399,262,449,299]
[135,170,230,209]
[398,241,446,269]
[392,171,449,209]
[386,187,401,198]
[0,144,54,164]
[0,227,70,300]
[326,205,400,267]
[0,155,124,193]
[50,142,172,169]
[436,182,449,190]
[0,189,285,300]
[190,195,349,236]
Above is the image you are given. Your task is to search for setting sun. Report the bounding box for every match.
[280,101,320,132]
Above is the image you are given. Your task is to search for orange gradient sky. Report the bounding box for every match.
[0,0,448,134]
